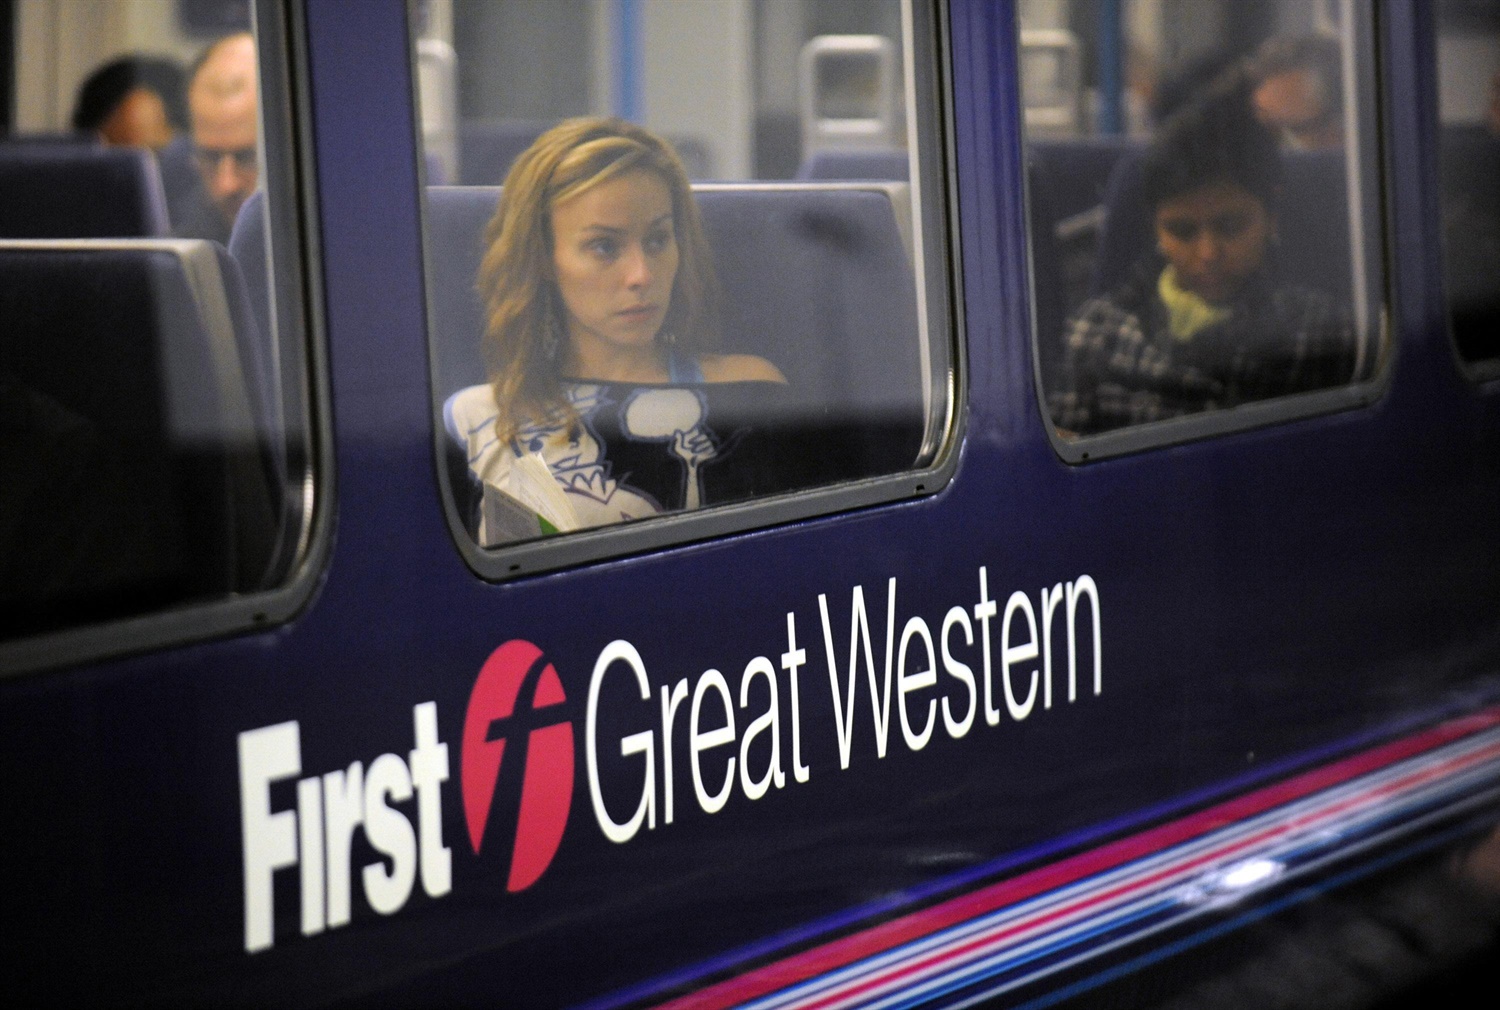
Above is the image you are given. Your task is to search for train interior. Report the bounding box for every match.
[1019,0,1500,425]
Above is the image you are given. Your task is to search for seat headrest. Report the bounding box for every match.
[796,148,909,182]
[1028,137,1139,221]
[0,142,170,238]
[0,239,276,613]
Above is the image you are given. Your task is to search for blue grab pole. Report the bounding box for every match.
[1097,0,1123,134]
[614,0,642,121]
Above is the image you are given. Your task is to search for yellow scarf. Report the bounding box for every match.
[1158,266,1231,342]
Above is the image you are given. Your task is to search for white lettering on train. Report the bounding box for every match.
[237,702,451,952]
[585,568,1102,842]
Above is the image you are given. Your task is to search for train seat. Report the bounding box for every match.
[216,197,288,465]
[694,185,922,425]
[156,135,210,228]
[1438,125,1500,361]
[795,148,909,181]
[226,194,272,352]
[425,184,923,427]
[1028,136,1138,223]
[421,187,497,397]
[1090,147,1353,308]
[458,119,551,186]
[457,119,715,184]
[0,141,171,238]
[1024,163,1069,388]
[428,182,924,528]
[0,239,279,635]
[1027,140,1143,373]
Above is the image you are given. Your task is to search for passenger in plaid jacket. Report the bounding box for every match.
[1049,76,1362,437]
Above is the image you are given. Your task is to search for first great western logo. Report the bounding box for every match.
[236,639,575,954]
[237,568,1102,952]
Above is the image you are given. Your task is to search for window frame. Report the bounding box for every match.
[0,0,335,679]
[416,0,966,583]
[1022,0,1397,466]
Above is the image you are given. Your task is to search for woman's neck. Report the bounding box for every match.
[562,333,672,384]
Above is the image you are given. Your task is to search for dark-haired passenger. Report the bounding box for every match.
[72,56,188,150]
[1049,89,1358,437]
[447,117,785,543]
[1248,34,1345,151]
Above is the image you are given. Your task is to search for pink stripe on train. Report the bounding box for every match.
[653,708,1500,1010]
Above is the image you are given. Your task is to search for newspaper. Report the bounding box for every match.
[478,451,579,544]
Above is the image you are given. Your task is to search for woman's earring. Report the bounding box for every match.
[540,288,563,362]
[542,315,561,361]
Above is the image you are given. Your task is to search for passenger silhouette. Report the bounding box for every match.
[173,33,259,243]
[71,55,187,151]
[1050,84,1359,436]
[1248,35,1345,152]
[447,117,786,543]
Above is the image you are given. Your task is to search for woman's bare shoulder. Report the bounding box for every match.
[698,353,787,384]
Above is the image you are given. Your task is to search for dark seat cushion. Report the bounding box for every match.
[0,242,275,637]
[0,142,170,238]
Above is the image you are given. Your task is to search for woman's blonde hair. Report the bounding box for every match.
[478,116,720,443]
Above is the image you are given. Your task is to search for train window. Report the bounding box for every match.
[0,2,319,660]
[1021,0,1387,449]
[1435,2,1500,372]
[412,0,955,575]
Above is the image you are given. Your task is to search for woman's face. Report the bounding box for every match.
[550,169,679,361]
[1154,181,1274,304]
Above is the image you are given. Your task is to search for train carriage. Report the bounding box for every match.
[1,0,1498,1006]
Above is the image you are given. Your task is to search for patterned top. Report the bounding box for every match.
[446,379,786,545]
[1047,260,1363,436]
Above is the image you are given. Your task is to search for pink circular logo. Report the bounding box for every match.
[461,640,574,892]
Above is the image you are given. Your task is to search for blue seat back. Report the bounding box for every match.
[796,148,909,182]
[0,142,170,238]
[1024,162,1068,385]
[697,186,921,420]
[1438,125,1500,360]
[0,240,277,632]
[156,135,207,227]
[458,120,550,186]
[1029,136,1138,223]
[423,187,497,396]
[219,195,285,455]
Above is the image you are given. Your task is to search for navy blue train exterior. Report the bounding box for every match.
[3,1,1499,1006]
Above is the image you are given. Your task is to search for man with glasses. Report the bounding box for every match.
[171,33,258,243]
[1247,35,1344,153]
